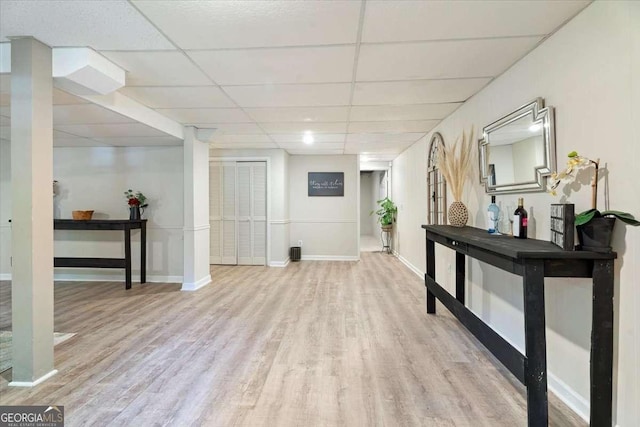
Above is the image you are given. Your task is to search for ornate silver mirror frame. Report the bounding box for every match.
[478,98,556,194]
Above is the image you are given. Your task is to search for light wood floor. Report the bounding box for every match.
[0,253,585,427]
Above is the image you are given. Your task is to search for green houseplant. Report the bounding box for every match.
[548,151,639,252]
[371,197,398,230]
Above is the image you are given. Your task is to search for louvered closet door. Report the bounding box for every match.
[209,162,223,264]
[221,162,237,264]
[237,162,266,266]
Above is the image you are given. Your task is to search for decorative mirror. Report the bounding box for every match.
[478,98,556,194]
[427,132,446,224]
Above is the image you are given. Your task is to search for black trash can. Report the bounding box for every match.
[290,246,301,262]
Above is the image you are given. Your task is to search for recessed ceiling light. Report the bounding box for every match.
[303,131,314,145]
[529,124,542,132]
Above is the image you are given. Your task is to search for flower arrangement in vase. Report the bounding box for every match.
[548,151,639,252]
[124,189,148,220]
[437,128,475,227]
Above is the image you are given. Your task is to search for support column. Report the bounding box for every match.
[182,126,211,291]
[10,37,56,386]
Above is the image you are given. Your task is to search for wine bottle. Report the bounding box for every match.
[513,197,528,239]
[487,195,499,234]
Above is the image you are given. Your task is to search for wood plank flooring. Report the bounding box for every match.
[0,253,585,426]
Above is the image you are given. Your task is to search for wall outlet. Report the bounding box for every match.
[297,240,303,247]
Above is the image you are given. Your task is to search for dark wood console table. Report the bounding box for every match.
[54,219,147,290]
[422,225,615,427]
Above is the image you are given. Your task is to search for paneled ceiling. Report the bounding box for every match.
[0,0,590,160]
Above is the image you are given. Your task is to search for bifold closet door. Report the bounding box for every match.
[210,161,237,265]
[237,162,266,266]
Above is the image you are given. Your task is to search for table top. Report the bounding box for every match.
[422,225,617,260]
[54,219,146,230]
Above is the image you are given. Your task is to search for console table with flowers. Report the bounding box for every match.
[54,219,147,290]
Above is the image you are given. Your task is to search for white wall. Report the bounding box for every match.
[209,148,290,265]
[360,172,373,235]
[289,155,358,260]
[391,2,640,424]
[0,145,184,282]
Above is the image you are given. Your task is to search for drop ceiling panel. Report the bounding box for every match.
[350,103,461,121]
[55,123,168,138]
[357,37,542,81]
[278,142,344,150]
[193,123,264,135]
[346,133,425,143]
[245,106,350,123]
[287,149,344,155]
[94,136,182,146]
[188,46,355,85]
[156,108,253,124]
[362,0,590,42]
[120,86,235,109]
[53,104,134,125]
[345,141,414,154]
[133,0,361,49]
[224,83,352,108]
[210,134,273,144]
[0,1,173,50]
[353,78,491,105]
[269,133,346,143]
[210,142,279,150]
[348,120,439,134]
[101,51,212,86]
[261,122,347,134]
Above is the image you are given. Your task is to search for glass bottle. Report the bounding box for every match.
[513,197,528,239]
[487,195,499,234]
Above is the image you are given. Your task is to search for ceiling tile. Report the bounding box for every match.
[54,123,167,138]
[348,120,439,134]
[210,142,279,150]
[362,0,590,42]
[210,134,273,144]
[269,133,346,143]
[287,149,344,155]
[245,106,350,123]
[225,83,351,108]
[278,142,344,150]
[0,1,173,50]
[346,133,425,143]
[192,123,265,135]
[357,37,542,81]
[261,122,347,134]
[119,86,235,109]
[350,103,461,121]
[53,104,134,125]
[156,108,253,124]
[345,141,413,154]
[188,46,355,85]
[133,0,361,49]
[93,136,182,146]
[352,78,491,105]
[101,51,211,86]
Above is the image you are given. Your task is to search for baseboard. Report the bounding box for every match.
[300,255,359,261]
[9,369,58,387]
[394,251,424,279]
[1,273,183,283]
[547,371,589,422]
[181,274,211,291]
[269,258,290,267]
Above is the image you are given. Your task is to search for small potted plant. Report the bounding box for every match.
[124,189,148,220]
[548,151,639,252]
[371,197,398,231]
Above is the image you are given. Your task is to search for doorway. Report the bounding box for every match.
[360,169,389,252]
[209,161,266,265]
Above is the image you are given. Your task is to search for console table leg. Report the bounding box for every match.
[124,227,132,290]
[141,222,147,284]
[590,259,614,427]
[523,260,548,427]
[456,252,465,305]
[426,238,436,313]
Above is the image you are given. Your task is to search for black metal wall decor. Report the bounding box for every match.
[550,203,575,250]
[308,172,344,196]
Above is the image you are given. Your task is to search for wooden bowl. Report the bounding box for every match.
[72,210,94,220]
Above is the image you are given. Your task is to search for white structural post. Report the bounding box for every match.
[10,37,56,386]
[182,126,211,291]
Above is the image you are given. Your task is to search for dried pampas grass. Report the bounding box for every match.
[437,127,475,202]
